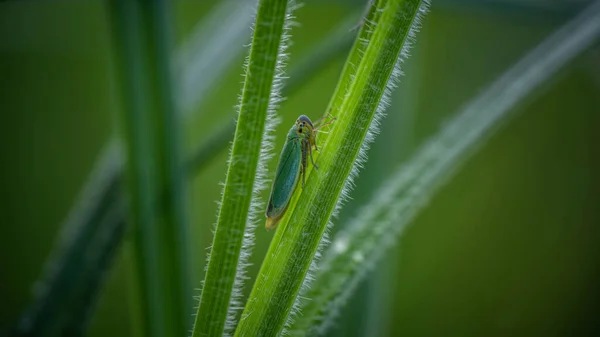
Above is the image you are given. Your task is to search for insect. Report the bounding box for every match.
[265,114,335,230]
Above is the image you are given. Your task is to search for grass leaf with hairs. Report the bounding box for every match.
[236,1,430,335]
[292,2,600,334]
[15,2,255,335]
[192,0,295,335]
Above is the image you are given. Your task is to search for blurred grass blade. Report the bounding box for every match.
[176,0,254,114]
[16,1,256,335]
[61,193,127,336]
[437,0,589,20]
[235,1,430,336]
[282,13,360,96]
[192,0,294,336]
[17,142,123,336]
[188,15,357,173]
[17,5,357,336]
[293,2,600,335]
[358,43,422,337]
[109,1,190,336]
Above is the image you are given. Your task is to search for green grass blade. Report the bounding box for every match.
[16,7,355,336]
[235,1,429,336]
[353,44,422,337]
[15,2,255,335]
[16,143,123,336]
[323,0,384,117]
[187,16,357,173]
[108,1,190,336]
[191,0,294,335]
[61,193,127,336]
[282,13,361,97]
[294,2,600,334]
[17,1,252,336]
[176,0,254,115]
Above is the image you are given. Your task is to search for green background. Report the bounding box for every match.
[1,1,598,336]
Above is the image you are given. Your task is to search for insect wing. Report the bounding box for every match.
[266,138,302,219]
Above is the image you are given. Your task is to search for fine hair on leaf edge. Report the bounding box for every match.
[284,1,430,335]
[195,1,299,335]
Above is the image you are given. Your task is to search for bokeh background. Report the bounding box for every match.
[1,0,599,336]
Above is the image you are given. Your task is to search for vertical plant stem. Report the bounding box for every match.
[176,0,255,115]
[236,1,429,336]
[295,2,600,334]
[63,194,127,336]
[16,143,123,337]
[192,0,292,336]
[108,1,190,337]
[360,42,421,337]
[17,8,356,336]
[324,0,385,117]
[187,16,357,174]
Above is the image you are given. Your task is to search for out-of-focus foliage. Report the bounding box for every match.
[0,1,598,336]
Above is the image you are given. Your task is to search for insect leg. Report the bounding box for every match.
[301,140,308,187]
[300,162,305,188]
[313,111,336,128]
[308,139,318,170]
[315,118,336,131]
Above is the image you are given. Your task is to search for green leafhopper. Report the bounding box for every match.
[265,114,335,229]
